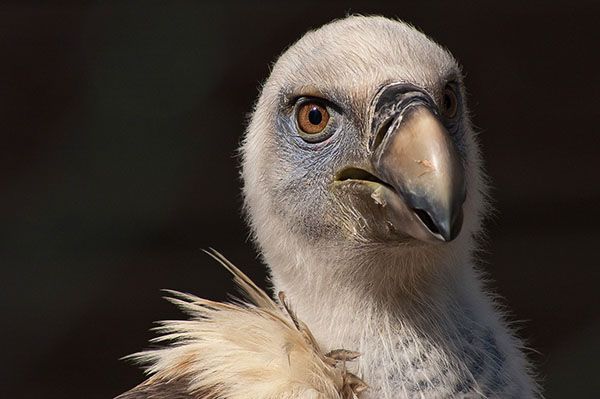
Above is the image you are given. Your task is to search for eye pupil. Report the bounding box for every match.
[297,100,330,138]
[444,94,452,110]
[308,107,322,125]
[442,86,458,118]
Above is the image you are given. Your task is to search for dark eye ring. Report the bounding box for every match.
[441,85,458,119]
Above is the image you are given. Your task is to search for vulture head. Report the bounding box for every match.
[242,16,486,292]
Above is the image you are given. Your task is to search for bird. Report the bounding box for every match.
[117,15,539,399]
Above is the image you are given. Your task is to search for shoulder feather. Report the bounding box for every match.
[118,249,366,399]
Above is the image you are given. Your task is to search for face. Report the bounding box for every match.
[243,17,484,258]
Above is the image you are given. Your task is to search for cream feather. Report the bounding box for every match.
[118,249,367,399]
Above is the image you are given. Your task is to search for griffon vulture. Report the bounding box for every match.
[117,16,539,399]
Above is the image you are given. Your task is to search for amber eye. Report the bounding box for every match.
[441,85,458,119]
[297,101,330,135]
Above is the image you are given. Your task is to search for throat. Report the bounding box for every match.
[267,252,522,398]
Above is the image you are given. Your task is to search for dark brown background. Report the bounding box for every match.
[1,1,598,398]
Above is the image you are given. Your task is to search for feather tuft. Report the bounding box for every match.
[118,250,367,399]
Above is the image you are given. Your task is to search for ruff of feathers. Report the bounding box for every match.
[118,250,367,399]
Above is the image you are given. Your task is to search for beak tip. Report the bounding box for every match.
[439,227,456,242]
[441,209,464,242]
[432,222,454,243]
[413,206,463,243]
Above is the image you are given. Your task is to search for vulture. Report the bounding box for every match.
[118,16,539,399]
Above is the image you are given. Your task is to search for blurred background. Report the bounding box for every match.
[1,1,598,397]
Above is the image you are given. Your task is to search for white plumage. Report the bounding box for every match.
[118,16,539,399]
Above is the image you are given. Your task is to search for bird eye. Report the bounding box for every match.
[441,85,458,119]
[296,101,330,136]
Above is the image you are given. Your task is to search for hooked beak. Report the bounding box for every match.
[373,83,465,242]
[336,83,466,243]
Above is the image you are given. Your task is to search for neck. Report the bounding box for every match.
[264,242,536,398]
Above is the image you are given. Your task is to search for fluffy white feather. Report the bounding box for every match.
[119,250,367,399]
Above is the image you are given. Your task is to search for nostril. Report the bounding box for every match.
[372,117,394,152]
[413,208,440,235]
